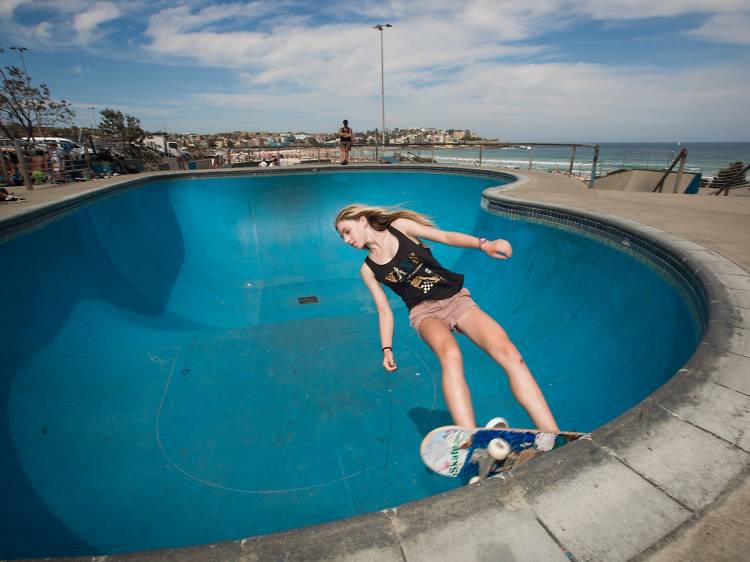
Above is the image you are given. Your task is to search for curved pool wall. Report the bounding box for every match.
[0,168,704,559]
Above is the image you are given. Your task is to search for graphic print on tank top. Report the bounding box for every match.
[384,251,445,294]
[366,225,464,310]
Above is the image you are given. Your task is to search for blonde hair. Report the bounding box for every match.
[334,204,435,232]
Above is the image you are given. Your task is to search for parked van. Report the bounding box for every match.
[144,135,189,159]
[28,137,88,158]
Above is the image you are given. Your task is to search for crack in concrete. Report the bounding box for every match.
[713,380,750,398]
[533,513,579,562]
[591,439,696,515]
[382,508,408,562]
[658,403,750,454]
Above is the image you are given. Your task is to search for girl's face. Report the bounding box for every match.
[336,217,369,249]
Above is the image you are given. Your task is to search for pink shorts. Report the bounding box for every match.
[409,288,478,333]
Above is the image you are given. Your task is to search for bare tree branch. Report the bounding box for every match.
[0,46,75,140]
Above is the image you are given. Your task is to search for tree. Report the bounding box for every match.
[98,108,146,145]
[97,108,154,160]
[0,46,74,140]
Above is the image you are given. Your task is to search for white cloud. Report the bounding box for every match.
[189,60,750,141]
[3,1,748,139]
[686,12,750,44]
[73,1,122,45]
[34,21,53,39]
[576,0,748,20]
[0,0,126,48]
[142,4,548,96]
[424,62,749,141]
[0,0,30,18]
[130,1,749,138]
[140,0,750,97]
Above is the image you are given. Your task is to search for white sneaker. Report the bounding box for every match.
[535,432,556,452]
[485,417,508,429]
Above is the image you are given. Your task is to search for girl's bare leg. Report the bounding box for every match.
[419,317,476,427]
[456,307,559,432]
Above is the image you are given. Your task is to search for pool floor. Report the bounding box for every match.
[0,171,701,558]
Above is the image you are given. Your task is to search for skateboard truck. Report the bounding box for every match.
[469,448,496,482]
[469,437,512,484]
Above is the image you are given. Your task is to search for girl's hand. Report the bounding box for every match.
[483,239,513,259]
[383,349,397,372]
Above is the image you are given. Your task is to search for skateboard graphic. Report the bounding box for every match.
[420,421,586,482]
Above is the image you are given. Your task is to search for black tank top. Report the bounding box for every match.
[365,225,464,309]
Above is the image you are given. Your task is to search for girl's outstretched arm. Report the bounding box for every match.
[360,263,397,372]
[391,217,512,259]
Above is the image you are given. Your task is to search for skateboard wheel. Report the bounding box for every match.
[469,476,480,485]
[488,438,510,460]
[485,417,508,429]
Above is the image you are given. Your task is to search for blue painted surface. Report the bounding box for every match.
[0,171,701,558]
[685,173,701,194]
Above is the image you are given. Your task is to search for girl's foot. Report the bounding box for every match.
[485,417,508,429]
[535,432,556,452]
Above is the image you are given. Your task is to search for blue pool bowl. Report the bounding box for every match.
[0,170,702,559]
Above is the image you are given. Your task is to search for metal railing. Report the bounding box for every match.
[1,140,96,190]
[212,141,601,187]
[652,148,688,193]
[2,139,603,189]
[367,142,600,187]
[0,134,159,190]
[709,164,750,195]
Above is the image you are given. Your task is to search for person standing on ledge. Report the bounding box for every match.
[334,204,559,435]
[339,119,353,165]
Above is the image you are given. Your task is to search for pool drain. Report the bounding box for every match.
[297,296,319,304]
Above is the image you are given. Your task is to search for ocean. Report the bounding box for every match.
[376,142,749,179]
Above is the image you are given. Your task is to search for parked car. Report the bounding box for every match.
[27,137,88,158]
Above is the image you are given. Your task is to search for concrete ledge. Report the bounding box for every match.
[520,439,692,561]
[393,483,569,562]
[594,402,749,512]
[4,166,749,562]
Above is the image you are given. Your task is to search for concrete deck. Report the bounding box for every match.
[494,171,750,562]
[2,166,749,562]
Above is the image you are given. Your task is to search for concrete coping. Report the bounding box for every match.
[4,165,750,562]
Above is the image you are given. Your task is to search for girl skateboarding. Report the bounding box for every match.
[335,204,559,433]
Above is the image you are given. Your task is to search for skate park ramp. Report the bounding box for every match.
[0,170,702,558]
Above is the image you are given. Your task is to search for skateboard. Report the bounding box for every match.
[420,422,586,482]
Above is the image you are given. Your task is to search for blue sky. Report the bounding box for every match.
[1,0,748,141]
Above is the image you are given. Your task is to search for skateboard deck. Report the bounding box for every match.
[420,424,586,480]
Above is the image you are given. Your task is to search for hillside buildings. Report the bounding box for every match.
[174,127,492,154]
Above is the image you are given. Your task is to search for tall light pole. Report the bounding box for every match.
[373,24,392,146]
